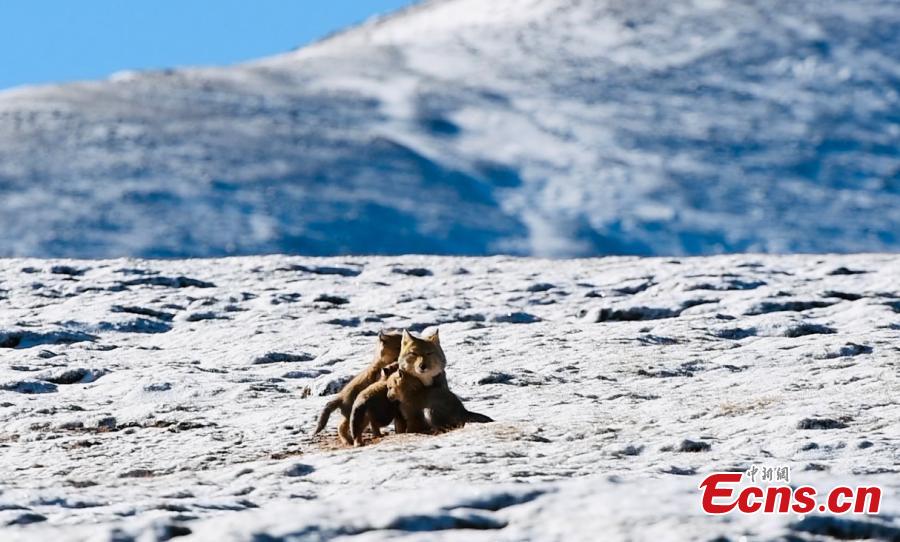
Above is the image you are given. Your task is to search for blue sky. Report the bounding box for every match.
[0,0,418,90]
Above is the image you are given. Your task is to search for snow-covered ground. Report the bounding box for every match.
[1,254,898,540]
[1,0,899,258]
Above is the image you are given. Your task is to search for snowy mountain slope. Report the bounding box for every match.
[1,0,899,258]
[0,254,898,540]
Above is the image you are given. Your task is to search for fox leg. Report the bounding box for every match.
[394,415,407,434]
[338,418,353,446]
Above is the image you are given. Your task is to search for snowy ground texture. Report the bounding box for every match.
[0,254,898,541]
[2,0,900,258]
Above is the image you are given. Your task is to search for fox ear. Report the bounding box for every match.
[401,329,414,345]
[427,329,440,346]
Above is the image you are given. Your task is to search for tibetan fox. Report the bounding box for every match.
[388,329,493,433]
[313,330,402,445]
[348,362,402,446]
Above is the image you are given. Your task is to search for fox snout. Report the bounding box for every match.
[417,360,428,373]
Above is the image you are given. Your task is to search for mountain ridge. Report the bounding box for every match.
[1,0,898,258]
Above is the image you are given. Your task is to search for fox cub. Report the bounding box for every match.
[348,362,401,446]
[313,330,402,445]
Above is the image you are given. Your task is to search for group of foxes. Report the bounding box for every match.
[314,329,493,446]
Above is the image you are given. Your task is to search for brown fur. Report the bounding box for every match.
[349,363,401,446]
[397,329,446,387]
[425,376,493,429]
[387,368,493,434]
[313,330,402,445]
[391,328,492,432]
[386,368,432,433]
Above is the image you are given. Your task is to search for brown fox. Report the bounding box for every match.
[388,329,493,433]
[313,330,402,445]
[348,363,402,446]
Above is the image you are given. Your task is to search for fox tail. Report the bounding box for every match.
[313,397,342,435]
